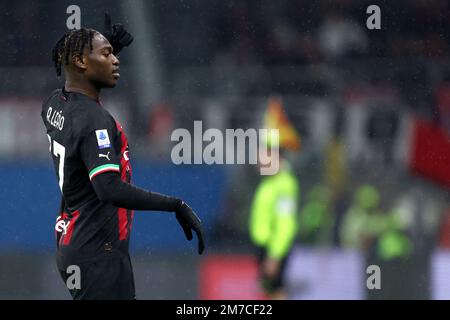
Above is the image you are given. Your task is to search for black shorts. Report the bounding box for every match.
[255,246,290,293]
[57,253,135,300]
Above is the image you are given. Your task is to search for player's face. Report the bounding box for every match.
[83,33,120,88]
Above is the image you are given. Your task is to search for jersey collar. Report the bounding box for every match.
[61,87,102,104]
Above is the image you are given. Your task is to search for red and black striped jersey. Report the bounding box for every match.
[41,88,133,262]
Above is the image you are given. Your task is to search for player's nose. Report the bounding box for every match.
[112,54,120,66]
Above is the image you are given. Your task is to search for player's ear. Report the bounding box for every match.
[73,54,87,71]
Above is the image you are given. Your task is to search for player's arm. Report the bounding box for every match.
[103,13,133,55]
[92,172,204,254]
[92,172,180,211]
[90,172,204,253]
[79,123,204,254]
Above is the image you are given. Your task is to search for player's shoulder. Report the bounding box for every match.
[41,88,62,109]
[72,100,116,136]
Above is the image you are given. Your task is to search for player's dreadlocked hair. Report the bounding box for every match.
[52,28,97,76]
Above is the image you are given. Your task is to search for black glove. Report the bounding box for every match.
[104,13,134,55]
[175,201,205,255]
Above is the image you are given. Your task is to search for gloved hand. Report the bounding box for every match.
[175,201,205,255]
[104,13,134,55]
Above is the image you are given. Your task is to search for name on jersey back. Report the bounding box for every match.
[46,107,65,131]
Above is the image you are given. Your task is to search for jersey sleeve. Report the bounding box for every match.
[79,115,121,181]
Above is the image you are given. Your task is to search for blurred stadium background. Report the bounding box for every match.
[1,0,450,299]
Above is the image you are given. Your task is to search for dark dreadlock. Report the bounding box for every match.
[52,28,97,76]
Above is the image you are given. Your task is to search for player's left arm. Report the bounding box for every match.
[78,117,204,254]
[90,172,205,254]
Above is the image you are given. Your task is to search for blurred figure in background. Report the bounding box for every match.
[340,183,413,259]
[340,184,384,251]
[371,191,415,299]
[249,96,301,299]
[298,184,334,247]
[376,208,413,262]
[325,106,348,247]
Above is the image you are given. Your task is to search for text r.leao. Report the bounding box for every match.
[46,107,65,131]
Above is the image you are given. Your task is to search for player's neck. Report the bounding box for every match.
[64,80,101,102]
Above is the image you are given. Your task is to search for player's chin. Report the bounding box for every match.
[104,79,119,88]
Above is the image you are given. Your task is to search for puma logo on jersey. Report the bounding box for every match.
[99,152,110,161]
[123,150,129,161]
[55,216,70,235]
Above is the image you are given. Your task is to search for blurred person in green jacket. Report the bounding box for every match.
[298,184,334,246]
[340,184,413,260]
[340,184,384,251]
[249,96,301,299]
[376,207,413,261]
